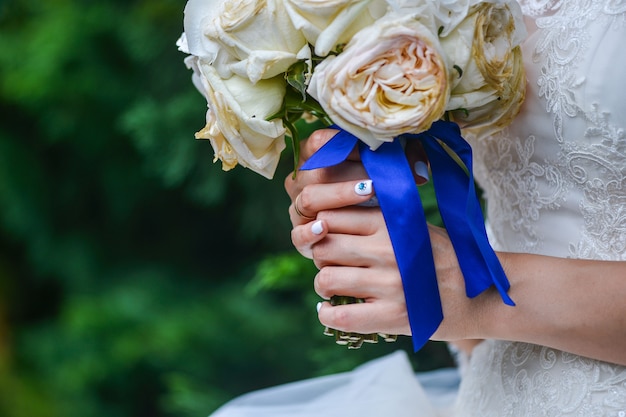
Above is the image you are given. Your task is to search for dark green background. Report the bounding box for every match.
[0,1,453,416]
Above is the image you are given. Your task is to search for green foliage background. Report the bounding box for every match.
[0,1,453,416]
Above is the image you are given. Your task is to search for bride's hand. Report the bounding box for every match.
[291,179,485,341]
[284,129,368,232]
[312,204,412,336]
[285,129,429,258]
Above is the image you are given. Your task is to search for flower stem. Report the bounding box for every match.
[323,295,397,349]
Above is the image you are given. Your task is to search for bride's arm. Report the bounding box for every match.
[479,252,626,365]
[425,225,626,365]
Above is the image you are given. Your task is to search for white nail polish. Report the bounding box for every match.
[311,220,323,235]
[354,180,373,196]
[414,161,429,181]
[316,302,322,313]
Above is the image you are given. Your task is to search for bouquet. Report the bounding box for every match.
[178,0,526,350]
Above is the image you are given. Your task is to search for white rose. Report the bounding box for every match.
[386,0,469,36]
[431,0,472,36]
[194,63,287,179]
[182,0,222,60]
[185,0,310,83]
[181,0,244,81]
[285,0,388,57]
[442,1,526,137]
[308,13,450,149]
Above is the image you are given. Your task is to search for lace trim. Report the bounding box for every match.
[472,131,566,252]
[533,1,626,143]
[456,341,626,417]
[566,105,626,259]
[517,0,563,17]
[532,3,626,259]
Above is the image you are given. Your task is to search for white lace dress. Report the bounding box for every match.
[209,1,626,416]
[455,0,626,415]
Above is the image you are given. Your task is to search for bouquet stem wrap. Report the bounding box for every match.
[301,121,515,351]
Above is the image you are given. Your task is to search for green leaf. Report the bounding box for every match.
[285,60,308,100]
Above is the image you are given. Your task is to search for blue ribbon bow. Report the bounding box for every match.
[301,120,514,351]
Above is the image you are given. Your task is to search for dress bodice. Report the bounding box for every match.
[456,1,626,415]
[472,0,626,259]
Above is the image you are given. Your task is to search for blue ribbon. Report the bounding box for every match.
[301,120,514,351]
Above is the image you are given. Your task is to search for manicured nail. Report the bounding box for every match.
[311,220,323,235]
[414,161,429,181]
[354,180,373,196]
[316,302,322,313]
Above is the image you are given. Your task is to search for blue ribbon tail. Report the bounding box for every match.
[360,141,442,351]
[417,121,515,306]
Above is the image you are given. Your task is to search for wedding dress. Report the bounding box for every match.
[209,1,626,416]
[454,0,626,415]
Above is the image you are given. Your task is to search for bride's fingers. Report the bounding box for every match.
[295,179,376,221]
[318,206,385,235]
[290,207,380,260]
[285,129,365,203]
[317,300,410,336]
[311,231,395,269]
[288,193,317,227]
[285,160,369,204]
[291,220,327,259]
[285,162,371,228]
[313,266,403,300]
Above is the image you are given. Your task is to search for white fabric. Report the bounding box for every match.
[209,351,445,417]
[210,1,626,416]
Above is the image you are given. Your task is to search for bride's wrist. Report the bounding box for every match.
[464,286,497,340]
[481,251,534,342]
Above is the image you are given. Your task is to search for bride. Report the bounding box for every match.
[283,0,626,415]
[208,0,626,416]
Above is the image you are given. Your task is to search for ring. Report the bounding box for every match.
[294,194,315,220]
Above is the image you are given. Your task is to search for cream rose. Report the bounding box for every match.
[442,0,527,137]
[284,0,388,57]
[308,13,450,150]
[193,62,287,179]
[183,0,310,84]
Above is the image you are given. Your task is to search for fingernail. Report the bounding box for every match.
[414,161,429,181]
[354,180,373,196]
[316,302,322,313]
[311,220,323,235]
